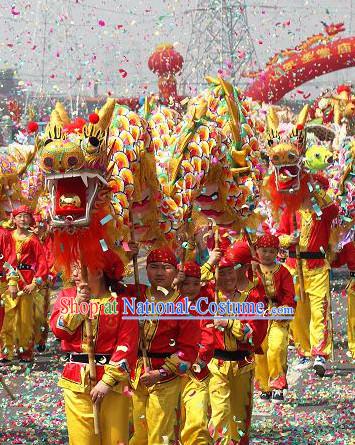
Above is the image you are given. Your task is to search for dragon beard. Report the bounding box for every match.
[264,172,311,213]
[53,206,123,279]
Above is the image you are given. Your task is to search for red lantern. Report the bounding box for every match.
[148,43,184,101]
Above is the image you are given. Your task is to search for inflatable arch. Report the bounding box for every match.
[245,37,355,103]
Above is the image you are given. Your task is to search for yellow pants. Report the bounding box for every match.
[63,388,129,445]
[208,358,254,445]
[130,377,181,445]
[0,291,37,360]
[290,266,331,358]
[180,375,211,445]
[347,280,355,358]
[34,288,49,345]
[0,282,7,332]
[255,320,289,392]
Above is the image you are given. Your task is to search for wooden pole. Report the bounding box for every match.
[80,262,100,436]
[0,374,16,400]
[214,227,220,304]
[292,213,306,303]
[128,208,149,372]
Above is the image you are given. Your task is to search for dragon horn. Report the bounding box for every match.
[54,102,70,125]
[143,97,151,119]
[296,104,309,127]
[49,109,64,128]
[219,78,241,144]
[333,100,341,125]
[97,98,116,131]
[205,76,220,86]
[266,107,279,133]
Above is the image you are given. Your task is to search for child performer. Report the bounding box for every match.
[50,253,138,445]
[1,205,48,363]
[331,237,355,360]
[204,241,268,445]
[178,261,215,445]
[277,175,339,375]
[253,234,296,402]
[129,247,200,445]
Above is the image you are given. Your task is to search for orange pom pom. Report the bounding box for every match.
[89,113,100,124]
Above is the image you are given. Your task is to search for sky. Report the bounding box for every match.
[0,0,354,104]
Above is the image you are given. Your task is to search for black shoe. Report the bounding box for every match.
[313,356,326,377]
[260,391,272,400]
[271,390,284,402]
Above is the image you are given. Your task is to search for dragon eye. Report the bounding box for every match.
[288,152,296,160]
[44,139,53,146]
[89,136,100,147]
[272,155,279,162]
[43,156,54,168]
[67,156,78,167]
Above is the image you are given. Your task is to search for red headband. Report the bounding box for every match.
[255,234,279,250]
[183,261,201,279]
[12,205,33,218]
[219,241,253,268]
[147,247,178,268]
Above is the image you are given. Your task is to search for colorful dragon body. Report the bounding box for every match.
[0,143,42,220]
[109,80,263,247]
[109,103,183,244]
[166,77,262,233]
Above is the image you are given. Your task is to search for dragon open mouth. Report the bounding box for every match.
[45,172,108,227]
[274,163,301,191]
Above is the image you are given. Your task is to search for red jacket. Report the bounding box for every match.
[41,233,55,274]
[50,287,139,392]
[123,284,200,385]
[213,281,268,355]
[0,228,16,283]
[12,231,48,287]
[332,241,355,294]
[258,263,296,309]
[277,203,338,270]
[332,241,355,271]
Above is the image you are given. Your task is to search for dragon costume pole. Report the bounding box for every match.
[214,227,220,304]
[80,261,101,436]
[292,213,306,303]
[128,207,149,372]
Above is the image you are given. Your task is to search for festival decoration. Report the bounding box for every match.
[148,43,184,101]
[244,22,355,103]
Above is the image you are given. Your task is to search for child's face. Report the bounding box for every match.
[217,266,239,293]
[257,247,278,265]
[146,262,177,290]
[180,276,201,300]
[14,213,33,229]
